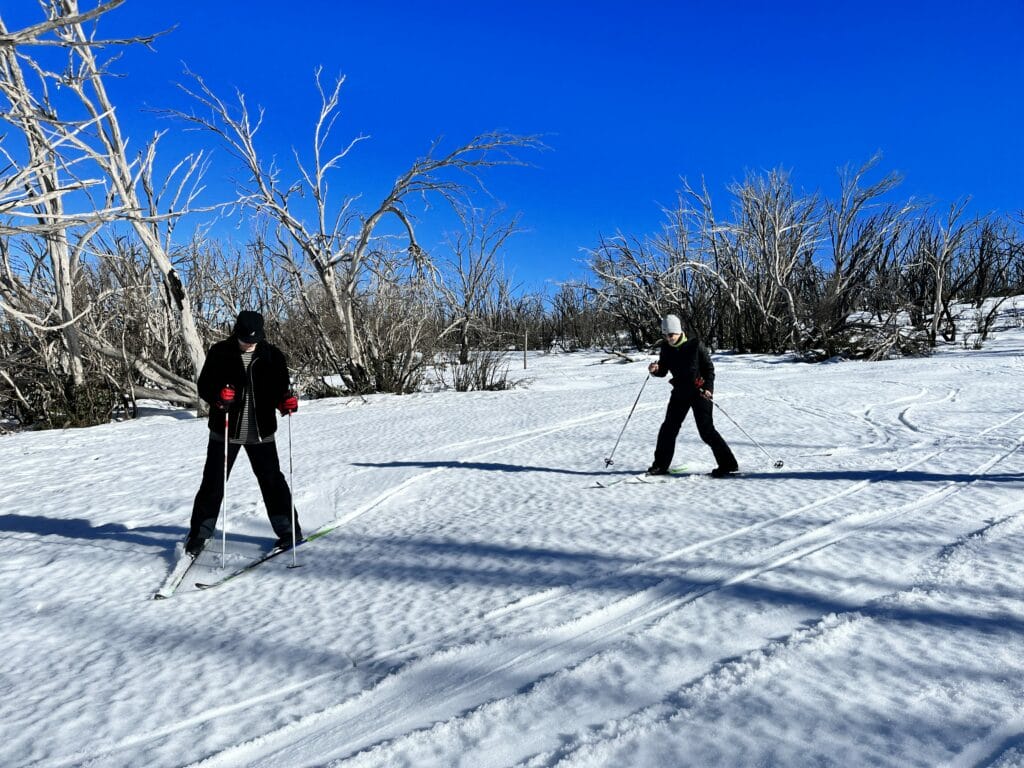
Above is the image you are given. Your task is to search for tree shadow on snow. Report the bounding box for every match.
[352,460,635,476]
[135,404,196,420]
[302,534,1024,638]
[311,534,645,592]
[739,469,1024,483]
[0,514,266,557]
[728,580,1024,635]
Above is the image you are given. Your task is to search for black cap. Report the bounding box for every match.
[233,311,265,343]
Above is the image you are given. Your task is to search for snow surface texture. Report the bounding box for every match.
[3,313,1024,767]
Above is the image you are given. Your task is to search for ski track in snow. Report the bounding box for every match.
[29,405,634,768]
[6,323,1024,768]
[185,384,1024,766]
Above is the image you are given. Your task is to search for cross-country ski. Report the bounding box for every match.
[152,547,199,600]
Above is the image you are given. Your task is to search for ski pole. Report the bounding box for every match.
[287,412,299,569]
[221,410,229,568]
[712,399,784,468]
[604,374,650,467]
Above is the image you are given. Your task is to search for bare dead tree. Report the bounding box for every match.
[0,1,210,409]
[920,202,971,345]
[584,163,1018,361]
[549,281,618,351]
[434,206,519,363]
[672,180,749,348]
[657,183,752,345]
[357,248,437,394]
[0,11,120,387]
[723,169,821,352]
[174,68,542,392]
[586,174,817,353]
[0,0,132,48]
[51,11,208,382]
[812,158,918,356]
[966,218,1024,343]
[586,232,694,348]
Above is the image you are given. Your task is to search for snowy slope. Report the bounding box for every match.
[2,312,1024,767]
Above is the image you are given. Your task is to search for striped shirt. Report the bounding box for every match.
[231,350,273,445]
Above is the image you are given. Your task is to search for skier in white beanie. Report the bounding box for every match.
[647,314,738,477]
[661,314,683,335]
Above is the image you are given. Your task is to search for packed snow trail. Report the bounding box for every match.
[190,396,1024,767]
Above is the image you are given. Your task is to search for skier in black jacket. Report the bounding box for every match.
[647,314,738,477]
[186,310,302,555]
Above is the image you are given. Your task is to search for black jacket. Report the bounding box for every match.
[198,336,291,440]
[651,337,716,396]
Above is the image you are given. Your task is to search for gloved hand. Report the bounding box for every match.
[695,377,713,400]
[278,394,298,416]
[217,385,236,410]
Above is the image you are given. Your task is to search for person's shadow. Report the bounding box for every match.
[0,514,266,557]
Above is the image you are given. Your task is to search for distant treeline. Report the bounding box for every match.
[586,162,1024,359]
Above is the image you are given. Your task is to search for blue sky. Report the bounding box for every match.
[6,1,1023,289]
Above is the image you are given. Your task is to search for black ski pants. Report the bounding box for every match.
[653,389,737,471]
[190,437,299,541]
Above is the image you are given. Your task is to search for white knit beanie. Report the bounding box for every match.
[661,314,683,335]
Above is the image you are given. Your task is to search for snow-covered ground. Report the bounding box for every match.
[3,313,1024,768]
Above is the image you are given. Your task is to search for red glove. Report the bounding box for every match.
[217,385,235,410]
[695,376,713,400]
[278,394,298,416]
